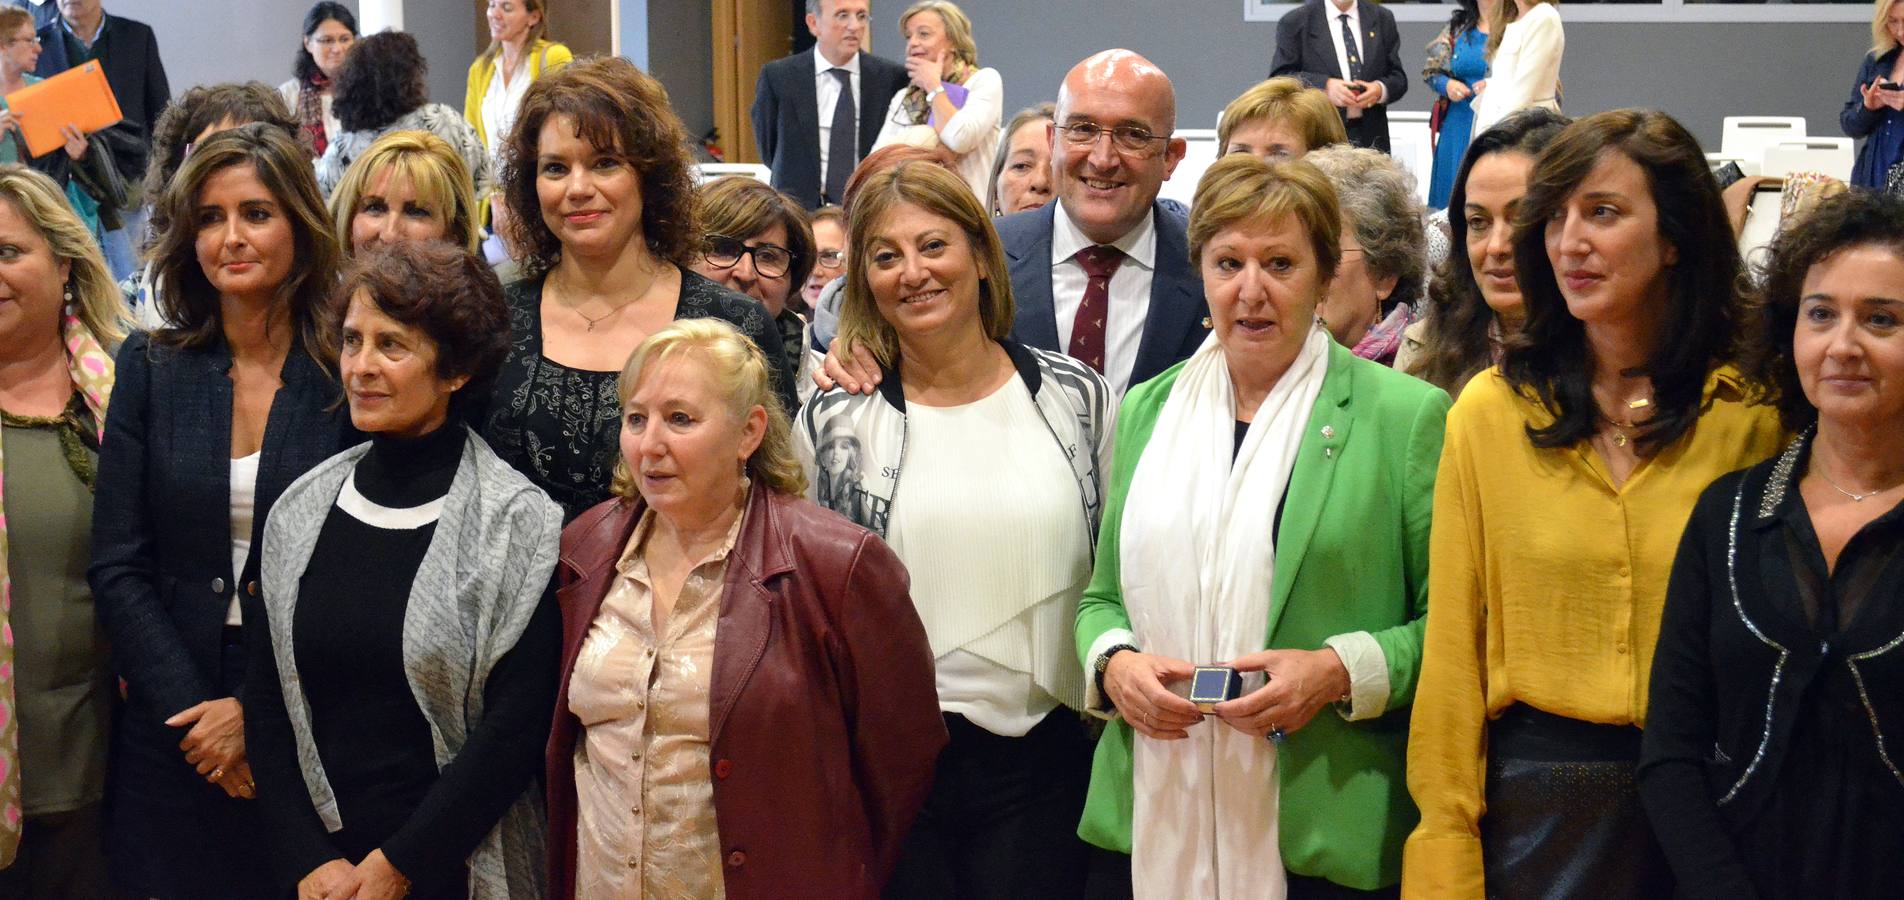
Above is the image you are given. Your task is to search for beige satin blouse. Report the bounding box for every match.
[568,502,744,899]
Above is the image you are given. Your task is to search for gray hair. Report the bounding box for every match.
[1303,145,1426,315]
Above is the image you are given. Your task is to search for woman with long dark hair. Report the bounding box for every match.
[1403,109,1785,900]
[1403,107,1568,395]
[278,2,357,159]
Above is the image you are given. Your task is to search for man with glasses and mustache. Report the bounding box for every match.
[753,0,910,209]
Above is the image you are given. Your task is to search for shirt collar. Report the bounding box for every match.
[1051,199,1156,271]
[1329,0,1360,23]
[64,12,106,46]
[615,485,752,577]
[815,49,861,78]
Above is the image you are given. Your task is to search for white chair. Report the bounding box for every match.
[1762,138,1855,182]
[693,163,772,185]
[1720,116,1807,176]
[1159,128,1220,208]
[1386,111,1433,207]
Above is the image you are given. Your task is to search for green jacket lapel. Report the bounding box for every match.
[1265,340,1356,641]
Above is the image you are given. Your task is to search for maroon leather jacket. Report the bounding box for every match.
[545,487,946,900]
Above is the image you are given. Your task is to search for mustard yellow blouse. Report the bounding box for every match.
[1401,367,1784,899]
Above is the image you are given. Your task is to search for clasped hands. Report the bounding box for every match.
[1863,79,1904,113]
[299,850,412,900]
[1102,647,1351,741]
[1324,78,1385,111]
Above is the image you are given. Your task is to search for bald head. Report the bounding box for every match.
[1047,49,1186,245]
[1056,49,1178,136]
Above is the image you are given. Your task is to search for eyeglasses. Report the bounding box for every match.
[5,35,40,47]
[704,234,796,278]
[310,35,354,48]
[814,248,845,270]
[830,10,870,24]
[1058,122,1171,157]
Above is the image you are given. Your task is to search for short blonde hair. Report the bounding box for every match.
[839,161,1015,367]
[329,129,481,254]
[1875,0,1902,57]
[610,319,806,499]
[899,1,979,70]
[1189,153,1342,285]
[0,165,128,345]
[1217,78,1346,157]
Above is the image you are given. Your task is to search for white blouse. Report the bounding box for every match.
[1473,4,1564,136]
[226,451,260,626]
[872,66,1003,205]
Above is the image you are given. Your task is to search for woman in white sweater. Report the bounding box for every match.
[1473,0,1563,137]
[873,1,1003,203]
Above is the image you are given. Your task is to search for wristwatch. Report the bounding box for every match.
[1093,643,1140,701]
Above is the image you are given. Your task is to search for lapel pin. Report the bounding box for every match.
[1201,316,1212,329]
[1321,425,1335,439]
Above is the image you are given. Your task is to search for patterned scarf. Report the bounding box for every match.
[899,57,975,126]
[298,72,332,158]
[0,310,114,864]
[1352,302,1418,367]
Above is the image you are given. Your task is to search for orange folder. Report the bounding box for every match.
[6,61,123,158]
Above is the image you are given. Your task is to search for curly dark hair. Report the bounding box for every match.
[499,56,700,278]
[149,124,344,372]
[142,82,299,243]
[331,31,427,133]
[1745,191,1904,432]
[339,241,512,418]
[1409,107,1569,396]
[1501,108,1754,455]
[293,2,357,84]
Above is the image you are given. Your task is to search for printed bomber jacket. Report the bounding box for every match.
[794,340,1113,544]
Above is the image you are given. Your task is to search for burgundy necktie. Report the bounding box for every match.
[1068,245,1124,374]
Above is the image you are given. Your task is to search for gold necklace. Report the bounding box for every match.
[1607,396,1651,448]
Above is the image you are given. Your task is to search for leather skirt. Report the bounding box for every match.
[1479,705,1672,900]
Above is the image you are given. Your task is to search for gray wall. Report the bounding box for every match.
[647,0,714,141]
[939,1,1869,151]
[106,0,473,110]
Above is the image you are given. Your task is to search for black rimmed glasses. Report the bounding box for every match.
[1058,121,1171,157]
[703,234,797,279]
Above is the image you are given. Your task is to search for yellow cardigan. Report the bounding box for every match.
[463,39,573,155]
[1400,366,1783,899]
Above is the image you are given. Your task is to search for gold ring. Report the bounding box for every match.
[211,766,225,780]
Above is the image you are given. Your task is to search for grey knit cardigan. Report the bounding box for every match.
[259,427,562,898]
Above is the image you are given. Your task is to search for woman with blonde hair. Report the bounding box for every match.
[1472,0,1563,136]
[1843,0,1904,189]
[547,318,943,899]
[872,1,1004,202]
[0,164,128,897]
[799,160,1112,895]
[1217,77,1347,163]
[328,129,482,255]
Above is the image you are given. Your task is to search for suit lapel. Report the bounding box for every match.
[1130,205,1205,387]
[853,51,880,157]
[1266,341,1354,640]
[1008,204,1061,351]
[1311,3,1347,81]
[793,49,821,153]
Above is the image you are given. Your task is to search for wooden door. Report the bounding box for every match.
[711,0,793,164]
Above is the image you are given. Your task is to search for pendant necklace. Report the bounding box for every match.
[1815,467,1904,503]
[575,301,631,332]
[1608,396,1651,448]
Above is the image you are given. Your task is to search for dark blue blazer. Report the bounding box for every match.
[751,48,909,209]
[1270,0,1408,153]
[995,201,1209,391]
[89,332,356,727]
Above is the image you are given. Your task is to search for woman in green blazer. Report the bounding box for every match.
[1076,154,1448,899]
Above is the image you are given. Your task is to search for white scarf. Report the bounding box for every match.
[1117,326,1329,899]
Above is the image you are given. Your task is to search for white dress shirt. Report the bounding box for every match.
[814,49,862,191]
[1050,200,1156,397]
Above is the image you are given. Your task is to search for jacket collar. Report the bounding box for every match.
[1266,338,1357,636]
[873,338,1043,413]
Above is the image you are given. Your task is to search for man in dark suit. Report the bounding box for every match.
[992,49,1207,397]
[751,0,909,209]
[37,0,168,280]
[1271,0,1406,153]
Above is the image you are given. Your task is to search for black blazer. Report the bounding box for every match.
[751,48,908,209]
[994,201,1209,391]
[1638,437,1904,898]
[1270,0,1407,153]
[37,12,170,186]
[89,332,356,728]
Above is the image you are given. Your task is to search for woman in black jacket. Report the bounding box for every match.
[87,124,355,899]
[1639,190,1904,900]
